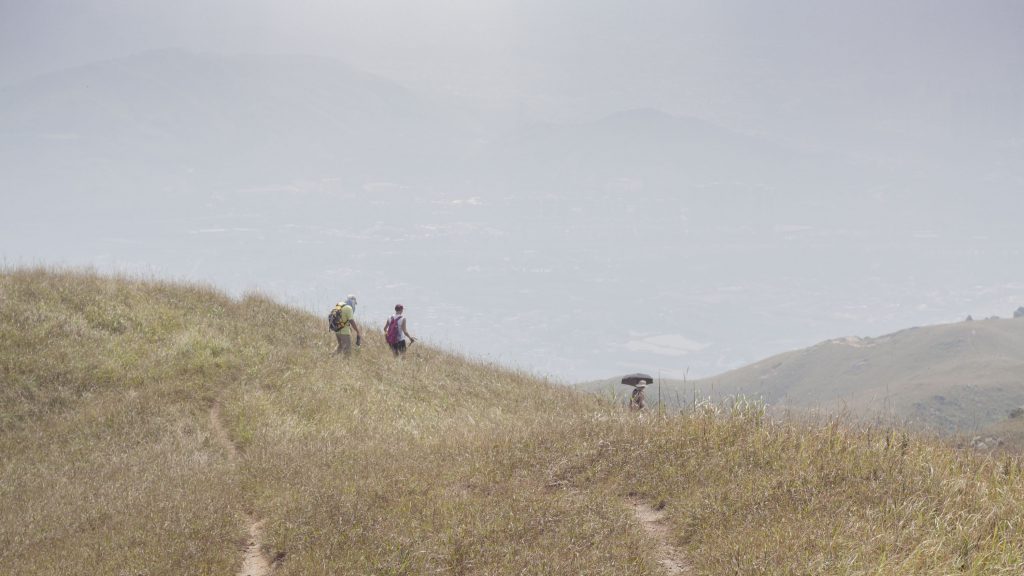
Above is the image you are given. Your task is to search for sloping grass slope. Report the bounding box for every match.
[4,269,1024,575]
[0,269,647,574]
[1,269,247,574]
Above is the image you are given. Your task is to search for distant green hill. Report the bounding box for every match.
[584,318,1024,433]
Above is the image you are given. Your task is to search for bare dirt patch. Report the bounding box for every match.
[630,499,691,575]
[237,519,275,576]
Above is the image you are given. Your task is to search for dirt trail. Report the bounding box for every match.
[209,401,238,462]
[237,519,273,576]
[209,401,276,576]
[631,499,692,575]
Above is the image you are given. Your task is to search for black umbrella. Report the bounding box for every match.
[620,373,654,386]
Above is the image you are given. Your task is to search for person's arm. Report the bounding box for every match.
[401,317,415,343]
[351,319,361,345]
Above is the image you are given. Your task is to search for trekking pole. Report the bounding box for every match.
[658,370,662,416]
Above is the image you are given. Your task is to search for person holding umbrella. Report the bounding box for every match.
[622,373,654,410]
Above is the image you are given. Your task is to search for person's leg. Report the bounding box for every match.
[630,388,646,410]
[396,341,407,355]
[335,332,352,356]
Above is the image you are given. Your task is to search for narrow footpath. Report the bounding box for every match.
[630,499,692,575]
[209,401,276,576]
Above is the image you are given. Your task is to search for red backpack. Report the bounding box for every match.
[385,315,403,345]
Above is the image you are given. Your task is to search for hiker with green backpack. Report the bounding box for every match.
[384,304,416,356]
[328,295,361,356]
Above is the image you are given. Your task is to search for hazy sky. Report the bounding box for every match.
[2,1,1022,381]
[4,1,1022,126]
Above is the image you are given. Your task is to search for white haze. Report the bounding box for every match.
[1,1,1022,381]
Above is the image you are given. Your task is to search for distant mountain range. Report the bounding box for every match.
[2,49,839,244]
[2,49,1022,382]
[582,316,1024,433]
[0,50,482,205]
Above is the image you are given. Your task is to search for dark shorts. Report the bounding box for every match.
[389,340,407,355]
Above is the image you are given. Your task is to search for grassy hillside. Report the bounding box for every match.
[586,319,1024,433]
[5,269,1024,574]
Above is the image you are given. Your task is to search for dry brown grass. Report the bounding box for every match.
[4,268,1024,574]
